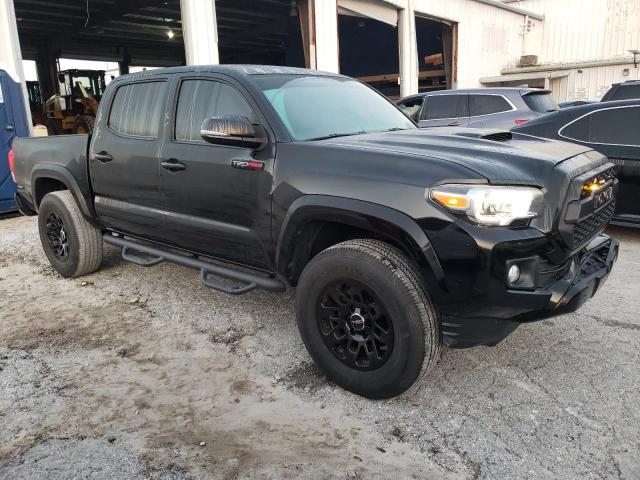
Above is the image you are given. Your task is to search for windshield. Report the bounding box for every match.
[523,92,559,113]
[254,75,415,141]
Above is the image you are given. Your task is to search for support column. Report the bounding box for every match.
[0,0,32,133]
[180,0,220,65]
[312,0,339,73]
[118,48,131,75]
[398,0,419,97]
[35,43,60,101]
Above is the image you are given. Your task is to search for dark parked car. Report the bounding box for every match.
[513,99,640,226]
[601,80,640,102]
[396,87,559,130]
[559,100,595,109]
[11,66,618,398]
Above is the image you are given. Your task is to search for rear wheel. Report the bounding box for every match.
[296,239,440,399]
[73,115,95,134]
[38,190,103,278]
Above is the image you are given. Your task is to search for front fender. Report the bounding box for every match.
[276,195,444,283]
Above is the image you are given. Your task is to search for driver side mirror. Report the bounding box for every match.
[200,115,266,149]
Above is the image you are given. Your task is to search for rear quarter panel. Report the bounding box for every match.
[13,134,91,210]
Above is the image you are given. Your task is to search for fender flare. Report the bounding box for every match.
[276,195,444,283]
[31,163,96,221]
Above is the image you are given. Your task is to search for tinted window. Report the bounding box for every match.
[469,94,512,116]
[398,97,423,122]
[254,75,414,141]
[608,84,640,101]
[522,92,558,113]
[423,95,468,120]
[561,106,640,145]
[175,79,255,142]
[109,81,166,138]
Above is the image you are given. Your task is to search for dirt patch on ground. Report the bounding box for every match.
[0,255,460,479]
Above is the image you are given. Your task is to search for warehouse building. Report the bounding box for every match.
[0,0,638,131]
[485,0,640,102]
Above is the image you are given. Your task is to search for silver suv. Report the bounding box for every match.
[397,87,559,130]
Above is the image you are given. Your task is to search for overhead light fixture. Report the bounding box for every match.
[629,49,640,68]
[167,29,175,39]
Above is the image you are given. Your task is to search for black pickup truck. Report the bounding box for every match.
[12,66,619,398]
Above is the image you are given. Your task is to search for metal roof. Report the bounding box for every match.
[15,0,295,66]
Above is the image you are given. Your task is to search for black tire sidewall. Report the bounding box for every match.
[38,193,82,277]
[296,248,427,399]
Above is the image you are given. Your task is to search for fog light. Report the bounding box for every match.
[507,264,521,284]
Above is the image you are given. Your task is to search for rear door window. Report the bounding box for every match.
[422,95,468,120]
[522,92,559,114]
[560,106,640,145]
[608,84,640,101]
[109,81,166,138]
[397,97,423,122]
[469,94,513,116]
[175,79,256,142]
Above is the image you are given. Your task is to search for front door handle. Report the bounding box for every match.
[94,151,113,162]
[160,159,187,172]
[447,121,462,126]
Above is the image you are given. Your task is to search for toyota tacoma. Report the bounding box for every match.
[11,66,619,398]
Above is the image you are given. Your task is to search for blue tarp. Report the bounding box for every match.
[0,69,30,213]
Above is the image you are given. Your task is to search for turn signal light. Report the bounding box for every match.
[514,119,528,125]
[431,191,470,210]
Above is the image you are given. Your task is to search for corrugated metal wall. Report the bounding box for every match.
[412,0,540,87]
[508,0,640,63]
[550,64,640,102]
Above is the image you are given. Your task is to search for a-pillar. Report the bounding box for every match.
[398,0,419,97]
[180,0,220,65]
[0,0,32,133]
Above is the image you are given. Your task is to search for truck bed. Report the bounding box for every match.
[13,134,91,211]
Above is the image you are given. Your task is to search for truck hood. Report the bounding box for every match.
[319,127,594,185]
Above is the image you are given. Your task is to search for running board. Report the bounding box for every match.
[103,233,285,295]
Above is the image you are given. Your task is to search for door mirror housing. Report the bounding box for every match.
[200,115,266,149]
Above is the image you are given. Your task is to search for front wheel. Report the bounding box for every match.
[38,190,103,278]
[296,239,440,399]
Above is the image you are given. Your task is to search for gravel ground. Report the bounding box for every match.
[0,214,638,479]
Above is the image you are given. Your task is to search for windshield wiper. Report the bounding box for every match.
[307,131,366,141]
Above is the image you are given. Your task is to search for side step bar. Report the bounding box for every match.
[103,233,285,295]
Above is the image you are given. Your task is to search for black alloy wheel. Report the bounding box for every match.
[317,280,394,370]
[45,212,70,261]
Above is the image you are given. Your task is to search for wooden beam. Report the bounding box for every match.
[356,70,446,84]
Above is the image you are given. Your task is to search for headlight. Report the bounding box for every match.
[429,184,545,226]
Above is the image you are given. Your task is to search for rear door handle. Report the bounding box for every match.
[160,159,187,172]
[94,151,113,162]
[447,121,462,126]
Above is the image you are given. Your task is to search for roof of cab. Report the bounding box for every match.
[111,64,344,84]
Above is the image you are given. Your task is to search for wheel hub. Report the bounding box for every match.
[349,308,366,331]
[317,280,394,371]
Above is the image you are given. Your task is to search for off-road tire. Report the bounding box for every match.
[74,115,95,134]
[44,117,63,136]
[296,239,440,399]
[38,190,103,278]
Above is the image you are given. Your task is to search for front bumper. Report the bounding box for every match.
[439,234,618,348]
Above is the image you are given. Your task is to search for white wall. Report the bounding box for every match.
[412,0,542,87]
[506,0,640,64]
[550,64,640,103]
